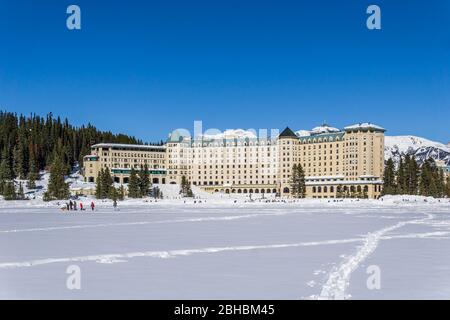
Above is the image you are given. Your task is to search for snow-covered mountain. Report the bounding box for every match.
[385,136,450,166]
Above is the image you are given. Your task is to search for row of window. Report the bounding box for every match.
[215,188,278,194]
[310,185,382,193]
[100,152,165,158]
[193,180,277,186]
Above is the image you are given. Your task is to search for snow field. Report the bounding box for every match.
[0,197,449,299]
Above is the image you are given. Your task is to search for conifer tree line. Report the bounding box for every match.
[0,110,143,176]
[95,163,163,200]
[382,155,450,198]
[0,110,152,200]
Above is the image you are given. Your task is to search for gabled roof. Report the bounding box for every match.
[279,127,298,139]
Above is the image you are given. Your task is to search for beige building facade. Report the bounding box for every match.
[83,123,386,199]
[277,124,385,199]
[166,131,279,195]
[83,143,167,185]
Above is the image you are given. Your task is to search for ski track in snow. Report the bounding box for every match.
[1,228,448,271]
[0,238,363,270]
[315,213,434,300]
[382,231,450,240]
[0,212,291,234]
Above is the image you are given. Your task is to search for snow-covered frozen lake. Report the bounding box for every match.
[1,197,450,299]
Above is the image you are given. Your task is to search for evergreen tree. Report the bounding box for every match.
[27,150,38,189]
[297,164,306,198]
[17,182,25,200]
[419,159,431,196]
[186,185,194,197]
[118,184,125,201]
[382,158,396,195]
[436,169,445,198]
[13,144,26,179]
[180,176,187,196]
[95,168,104,199]
[402,155,411,193]
[290,164,299,196]
[128,168,141,198]
[290,164,306,198]
[180,175,194,197]
[95,168,114,199]
[138,165,151,197]
[102,167,114,198]
[419,159,438,197]
[396,158,406,194]
[446,175,450,198]
[26,172,36,189]
[45,154,70,200]
[3,181,16,200]
[0,149,14,195]
[110,186,118,203]
[406,155,419,195]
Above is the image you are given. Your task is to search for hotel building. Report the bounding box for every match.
[83,143,167,184]
[83,123,385,199]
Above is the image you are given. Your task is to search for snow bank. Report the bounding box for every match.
[379,194,450,204]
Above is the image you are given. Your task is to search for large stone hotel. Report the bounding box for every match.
[83,122,385,199]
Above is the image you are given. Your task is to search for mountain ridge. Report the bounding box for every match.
[385,135,450,166]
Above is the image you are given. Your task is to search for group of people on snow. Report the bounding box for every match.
[60,199,119,212]
[61,200,95,212]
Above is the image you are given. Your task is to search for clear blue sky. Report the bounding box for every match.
[1,0,449,142]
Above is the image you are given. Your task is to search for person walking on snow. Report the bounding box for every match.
[90,201,95,211]
[69,200,73,210]
[80,203,83,211]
